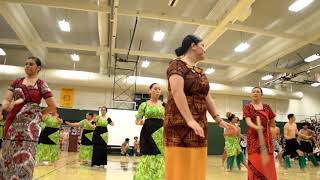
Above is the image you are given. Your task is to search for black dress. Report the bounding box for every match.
[91,116,112,166]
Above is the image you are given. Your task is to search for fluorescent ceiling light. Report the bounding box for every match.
[141,60,150,68]
[205,68,215,75]
[289,0,314,12]
[311,82,320,87]
[295,91,304,98]
[234,42,250,52]
[70,53,80,61]
[153,30,165,42]
[261,74,273,81]
[58,19,71,32]
[0,48,6,56]
[304,54,320,62]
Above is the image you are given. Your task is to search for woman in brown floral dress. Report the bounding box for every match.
[0,57,57,180]
[164,35,232,180]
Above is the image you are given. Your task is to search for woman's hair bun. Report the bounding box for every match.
[226,112,233,118]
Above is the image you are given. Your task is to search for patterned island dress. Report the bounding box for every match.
[36,114,61,162]
[79,119,95,162]
[133,102,165,180]
[243,103,277,180]
[0,77,53,179]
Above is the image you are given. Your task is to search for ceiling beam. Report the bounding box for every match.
[0,38,258,68]
[43,42,98,52]
[112,48,258,69]
[202,0,255,49]
[0,2,47,65]
[107,0,119,76]
[110,0,119,52]
[228,8,320,81]
[229,34,320,81]
[0,38,23,45]
[193,0,236,38]
[0,0,110,13]
[0,38,295,73]
[97,0,108,74]
[1,0,320,45]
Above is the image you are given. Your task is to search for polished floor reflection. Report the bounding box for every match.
[15,152,320,179]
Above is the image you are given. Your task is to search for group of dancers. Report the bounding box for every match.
[0,34,319,180]
[221,111,319,173]
[65,107,114,167]
[29,106,114,168]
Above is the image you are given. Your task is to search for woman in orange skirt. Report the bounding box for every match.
[243,87,277,180]
[164,34,232,180]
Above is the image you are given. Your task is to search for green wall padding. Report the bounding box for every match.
[207,120,291,155]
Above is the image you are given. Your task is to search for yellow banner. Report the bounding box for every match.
[60,88,74,108]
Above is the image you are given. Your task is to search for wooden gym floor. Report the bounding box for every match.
[1,151,318,180]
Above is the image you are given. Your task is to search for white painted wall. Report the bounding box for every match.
[0,80,319,122]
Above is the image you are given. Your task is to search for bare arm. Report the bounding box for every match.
[284,124,289,139]
[65,121,81,127]
[169,75,204,137]
[245,117,260,130]
[297,128,311,139]
[169,75,195,123]
[42,97,57,115]
[57,118,63,124]
[1,90,14,111]
[205,94,230,128]
[135,104,146,125]
[0,111,3,120]
[205,94,219,121]
[276,127,281,140]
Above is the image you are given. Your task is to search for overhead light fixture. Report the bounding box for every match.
[234,42,250,52]
[261,74,273,81]
[205,68,215,75]
[168,0,179,7]
[70,53,80,61]
[0,48,6,56]
[311,82,320,87]
[141,60,150,68]
[295,91,304,98]
[58,19,71,32]
[288,0,314,12]
[153,30,165,42]
[304,54,320,62]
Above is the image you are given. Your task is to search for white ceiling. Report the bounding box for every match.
[0,0,319,89]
